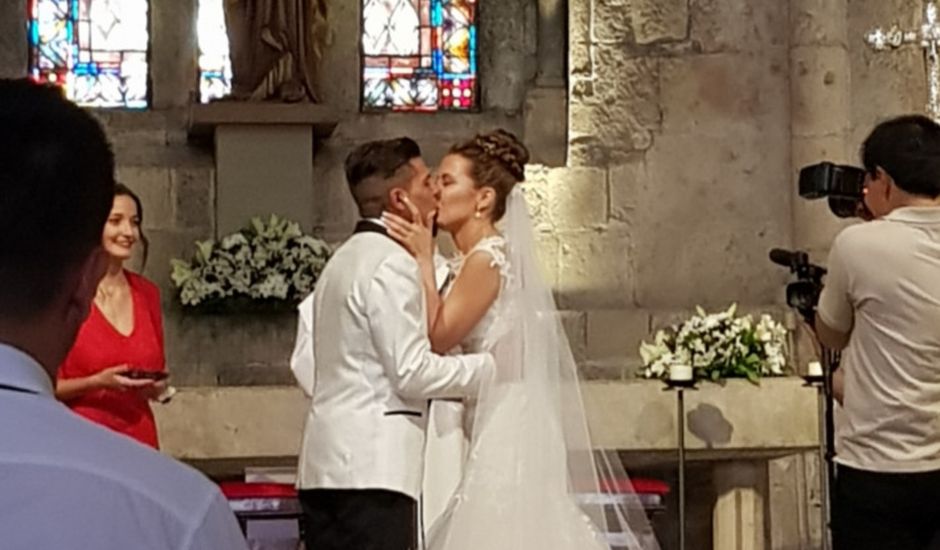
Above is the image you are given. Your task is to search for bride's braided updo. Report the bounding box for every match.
[449,129,530,221]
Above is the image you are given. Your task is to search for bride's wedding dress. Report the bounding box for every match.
[422,190,659,550]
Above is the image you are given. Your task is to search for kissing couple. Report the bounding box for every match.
[294,130,660,550]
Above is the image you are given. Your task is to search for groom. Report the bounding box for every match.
[297,137,494,550]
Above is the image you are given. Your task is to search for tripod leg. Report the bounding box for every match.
[821,347,841,550]
[818,386,831,550]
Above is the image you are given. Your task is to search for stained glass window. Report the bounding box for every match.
[27,0,149,109]
[197,0,232,102]
[362,0,478,112]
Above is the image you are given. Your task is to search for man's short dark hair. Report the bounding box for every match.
[344,137,421,188]
[0,79,115,317]
[862,114,940,198]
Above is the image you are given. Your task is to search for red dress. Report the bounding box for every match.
[58,271,166,448]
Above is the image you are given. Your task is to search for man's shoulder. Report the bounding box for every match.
[833,219,894,250]
[2,402,221,520]
[330,233,410,263]
[328,235,415,278]
[371,248,419,285]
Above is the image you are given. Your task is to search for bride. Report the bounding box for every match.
[382,129,659,550]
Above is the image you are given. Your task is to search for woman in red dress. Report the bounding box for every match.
[56,184,168,448]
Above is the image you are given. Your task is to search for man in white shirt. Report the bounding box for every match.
[815,115,940,550]
[296,138,493,550]
[0,79,248,550]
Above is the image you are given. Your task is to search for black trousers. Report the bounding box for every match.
[299,488,417,550]
[833,465,940,550]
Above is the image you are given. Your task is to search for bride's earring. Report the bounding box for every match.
[474,210,482,219]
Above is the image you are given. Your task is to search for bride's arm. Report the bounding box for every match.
[428,251,500,354]
[382,206,499,350]
[383,201,442,329]
[415,254,442,329]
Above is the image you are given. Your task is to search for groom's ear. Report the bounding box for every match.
[388,188,408,215]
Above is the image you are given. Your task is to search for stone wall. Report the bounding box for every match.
[0,0,551,386]
[0,1,802,385]
[551,0,796,380]
[0,0,26,79]
[6,2,936,547]
[0,0,933,386]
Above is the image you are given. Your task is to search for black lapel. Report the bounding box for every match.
[353,220,409,252]
[353,220,389,237]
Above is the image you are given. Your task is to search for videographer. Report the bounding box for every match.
[814,115,940,550]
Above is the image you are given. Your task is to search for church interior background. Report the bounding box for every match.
[1,0,936,548]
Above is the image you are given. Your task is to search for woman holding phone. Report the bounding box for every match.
[56,184,168,448]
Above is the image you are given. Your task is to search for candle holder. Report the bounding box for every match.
[665,378,697,389]
[802,361,825,386]
[802,374,825,386]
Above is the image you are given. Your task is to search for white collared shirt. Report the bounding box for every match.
[819,206,940,472]
[363,216,386,228]
[0,343,248,550]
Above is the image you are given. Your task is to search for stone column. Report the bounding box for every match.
[0,0,28,79]
[215,124,315,235]
[150,0,198,108]
[789,0,853,259]
[713,461,769,550]
[768,451,824,549]
[525,0,568,166]
[536,0,566,87]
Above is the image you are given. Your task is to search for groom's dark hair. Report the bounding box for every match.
[345,137,422,217]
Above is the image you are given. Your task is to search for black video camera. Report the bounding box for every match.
[799,162,870,218]
[769,248,827,326]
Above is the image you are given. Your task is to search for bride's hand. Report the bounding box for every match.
[382,199,436,263]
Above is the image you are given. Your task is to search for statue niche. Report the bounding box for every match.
[223,0,330,102]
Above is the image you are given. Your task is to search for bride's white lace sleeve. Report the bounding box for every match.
[470,236,512,291]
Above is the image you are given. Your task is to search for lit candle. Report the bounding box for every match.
[807,361,823,377]
[669,364,693,382]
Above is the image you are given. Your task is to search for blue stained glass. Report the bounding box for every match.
[27,0,150,109]
[469,26,477,74]
[362,0,478,111]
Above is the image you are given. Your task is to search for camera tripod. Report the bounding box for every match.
[803,346,840,550]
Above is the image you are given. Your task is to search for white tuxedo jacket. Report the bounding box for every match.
[289,253,453,398]
[296,224,492,500]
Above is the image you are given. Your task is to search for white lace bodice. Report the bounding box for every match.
[426,188,659,550]
[446,235,515,353]
[430,239,612,549]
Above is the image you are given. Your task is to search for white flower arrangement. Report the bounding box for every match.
[639,304,789,384]
[170,214,331,311]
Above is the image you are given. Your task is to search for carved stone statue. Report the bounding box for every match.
[223,0,330,102]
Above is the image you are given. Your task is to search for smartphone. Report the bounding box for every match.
[122,370,169,381]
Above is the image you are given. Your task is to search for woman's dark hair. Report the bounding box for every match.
[114,183,149,269]
[449,129,530,221]
[862,114,940,198]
